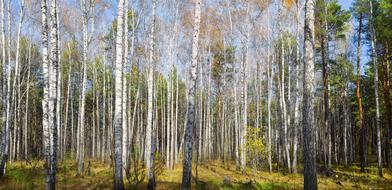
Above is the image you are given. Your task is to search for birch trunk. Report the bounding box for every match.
[266,6,273,173]
[122,0,129,175]
[0,0,9,176]
[10,0,24,163]
[0,1,4,162]
[167,15,174,167]
[182,0,201,188]
[48,0,59,187]
[56,7,61,161]
[292,1,301,173]
[113,0,125,188]
[146,1,157,189]
[267,57,274,173]
[206,49,212,161]
[240,2,250,172]
[0,0,11,176]
[24,41,32,160]
[303,0,318,188]
[166,70,171,169]
[63,50,72,159]
[369,0,382,177]
[343,81,348,165]
[320,2,331,168]
[40,0,53,188]
[174,70,179,163]
[77,0,88,176]
[102,51,107,162]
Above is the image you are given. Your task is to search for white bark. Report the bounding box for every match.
[146,0,157,188]
[77,0,88,176]
[56,7,61,161]
[40,0,53,188]
[182,0,201,188]
[10,0,24,163]
[63,46,72,159]
[114,0,125,188]
[174,70,179,163]
[122,0,129,175]
[240,2,250,172]
[369,0,382,177]
[278,2,291,172]
[101,51,107,162]
[303,0,317,188]
[293,1,302,174]
[0,0,9,176]
[24,41,32,160]
[48,0,59,187]
[266,6,273,173]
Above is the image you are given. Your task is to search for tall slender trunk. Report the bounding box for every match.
[24,41,32,160]
[10,0,24,163]
[343,71,349,165]
[166,67,172,169]
[240,2,250,172]
[266,6,273,173]
[49,0,59,186]
[320,2,331,168]
[122,0,129,175]
[198,56,203,164]
[168,4,180,166]
[292,1,301,173]
[77,0,88,176]
[113,0,125,188]
[56,8,61,161]
[146,1,157,189]
[381,47,391,168]
[173,71,179,163]
[281,35,291,173]
[63,50,72,158]
[0,0,8,176]
[101,51,107,162]
[356,13,365,173]
[206,48,212,161]
[303,0,317,189]
[369,0,382,177]
[174,70,179,163]
[182,0,201,188]
[40,0,52,188]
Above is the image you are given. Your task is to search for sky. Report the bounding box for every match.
[338,0,353,10]
[338,0,371,75]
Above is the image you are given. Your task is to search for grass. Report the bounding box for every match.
[0,159,391,189]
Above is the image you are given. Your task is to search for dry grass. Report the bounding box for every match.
[0,159,391,189]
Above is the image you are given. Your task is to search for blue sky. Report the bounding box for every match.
[338,0,353,10]
[338,0,371,74]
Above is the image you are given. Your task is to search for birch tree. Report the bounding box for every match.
[113,0,125,188]
[302,0,318,188]
[369,0,382,177]
[182,0,201,188]
[0,0,8,176]
[146,0,157,189]
[122,0,129,176]
[240,1,250,173]
[77,0,88,176]
[48,0,59,187]
[41,0,53,189]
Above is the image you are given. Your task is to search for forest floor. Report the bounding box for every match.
[0,158,391,190]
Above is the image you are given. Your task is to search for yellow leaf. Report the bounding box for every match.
[283,0,296,9]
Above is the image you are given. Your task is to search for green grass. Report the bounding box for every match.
[0,159,391,189]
